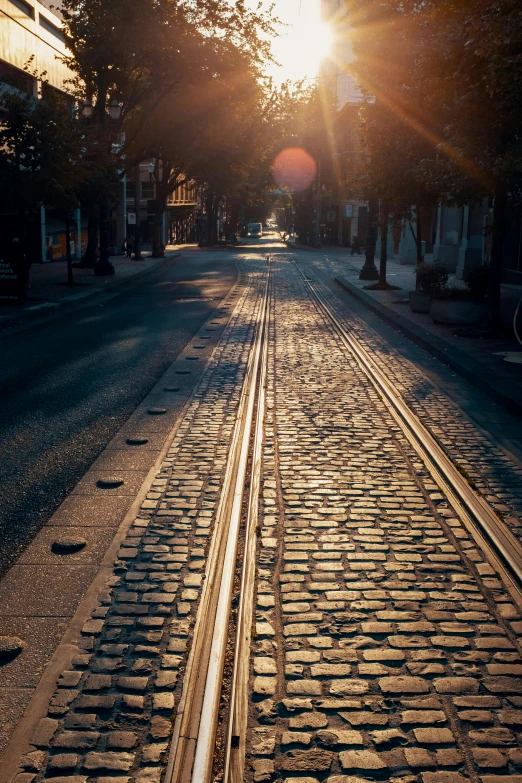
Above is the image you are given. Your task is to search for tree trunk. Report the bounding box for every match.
[230,199,241,236]
[152,201,166,257]
[65,214,73,285]
[211,196,220,245]
[378,208,389,287]
[416,198,423,264]
[488,191,507,329]
[204,192,216,246]
[134,162,142,260]
[82,210,98,267]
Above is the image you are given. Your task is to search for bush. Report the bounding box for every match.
[432,263,490,301]
[464,263,489,299]
[432,286,476,301]
[414,262,449,296]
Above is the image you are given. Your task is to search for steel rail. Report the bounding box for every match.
[165,267,270,783]
[294,260,522,609]
[224,265,270,783]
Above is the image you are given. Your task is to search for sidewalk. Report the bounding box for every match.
[311,249,522,419]
[0,246,191,332]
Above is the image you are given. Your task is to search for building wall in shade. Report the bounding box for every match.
[320,0,362,109]
[0,0,70,92]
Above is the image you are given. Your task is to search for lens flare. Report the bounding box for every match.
[272,148,317,192]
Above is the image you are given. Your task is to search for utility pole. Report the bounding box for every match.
[314,156,322,248]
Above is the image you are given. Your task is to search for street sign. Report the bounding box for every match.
[0,255,21,300]
[128,213,136,225]
[345,204,354,218]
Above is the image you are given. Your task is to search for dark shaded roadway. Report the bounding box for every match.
[0,248,239,577]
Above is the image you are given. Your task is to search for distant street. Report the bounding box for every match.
[0,249,237,577]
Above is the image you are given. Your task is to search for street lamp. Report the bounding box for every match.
[108,99,121,122]
[82,96,122,276]
[82,99,93,119]
[359,197,379,281]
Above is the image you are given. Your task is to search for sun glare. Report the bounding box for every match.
[270,4,334,83]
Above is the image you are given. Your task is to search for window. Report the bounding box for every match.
[37,0,63,18]
[0,59,34,95]
[126,181,155,200]
[39,14,64,40]
[7,0,35,18]
[141,181,155,199]
[41,81,74,108]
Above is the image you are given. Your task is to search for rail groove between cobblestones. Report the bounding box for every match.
[293,260,522,611]
[165,264,271,783]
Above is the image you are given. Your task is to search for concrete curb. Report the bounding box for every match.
[334,275,522,420]
[0,252,180,334]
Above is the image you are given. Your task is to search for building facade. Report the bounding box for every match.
[126,165,198,248]
[320,0,362,111]
[1,0,69,94]
[0,0,83,262]
[433,202,522,286]
[318,1,366,247]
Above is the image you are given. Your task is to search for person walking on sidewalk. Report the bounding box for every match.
[125,234,135,258]
[351,235,361,255]
[10,237,30,303]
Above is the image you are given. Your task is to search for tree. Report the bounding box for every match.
[60,0,277,254]
[0,89,48,240]
[354,99,437,287]
[419,0,522,327]
[124,31,269,253]
[0,86,120,282]
[349,0,522,326]
[267,85,335,246]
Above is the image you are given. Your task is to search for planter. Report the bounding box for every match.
[409,291,430,313]
[430,299,488,325]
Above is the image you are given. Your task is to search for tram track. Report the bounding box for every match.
[292,257,522,611]
[161,250,522,783]
[165,261,271,783]
[166,251,522,783]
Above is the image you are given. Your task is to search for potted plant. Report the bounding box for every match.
[410,262,449,313]
[430,264,489,325]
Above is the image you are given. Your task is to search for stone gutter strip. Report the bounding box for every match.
[335,275,522,421]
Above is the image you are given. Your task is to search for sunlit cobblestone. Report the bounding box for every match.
[304,253,522,538]
[10,254,522,783]
[13,268,267,783]
[249,259,522,783]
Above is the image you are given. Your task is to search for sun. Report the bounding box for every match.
[270,6,334,83]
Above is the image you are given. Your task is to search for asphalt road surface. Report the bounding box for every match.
[0,248,239,578]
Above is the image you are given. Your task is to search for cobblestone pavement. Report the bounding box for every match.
[8,263,266,783]
[249,258,522,783]
[298,252,522,540]
[6,252,522,783]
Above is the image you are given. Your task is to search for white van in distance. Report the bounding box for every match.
[247,223,262,238]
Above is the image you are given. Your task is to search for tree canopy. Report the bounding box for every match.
[348,0,522,321]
